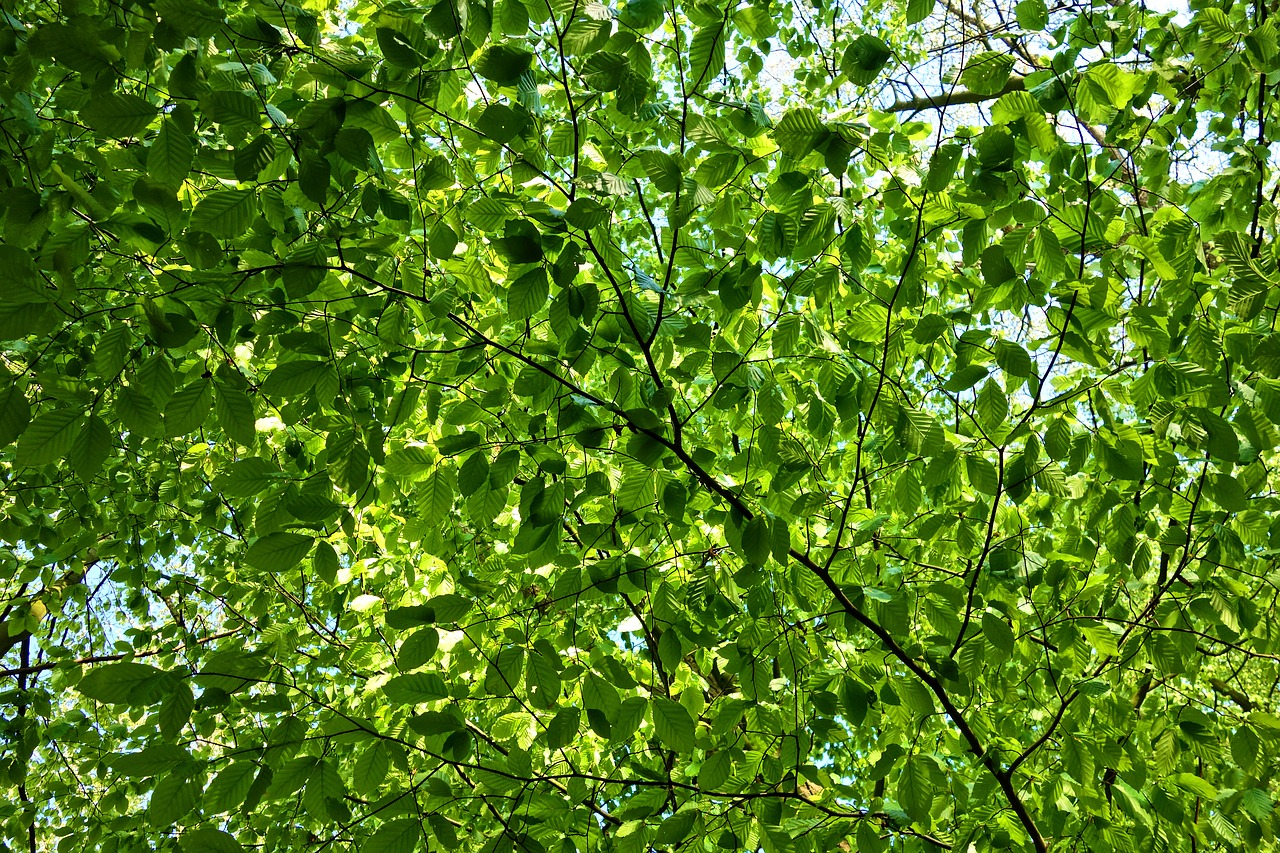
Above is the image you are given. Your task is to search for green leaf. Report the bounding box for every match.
[1171,772,1218,799]
[688,22,727,89]
[149,121,195,187]
[353,743,390,795]
[150,772,200,827]
[1015,0,1048,29]
[897,756,935,823]
[582,53,630,91]
[261,360,337,398]
[205,763,258,814]
[111,744,191,777]
[543,707,580,750]
[699,750,733,789]
[565,198,610,230]
[906,0,935,24]
[959,51,1016,96]
[190,190,258,239]
[67,413,111,479]
[507,266,549,320]
[215,382,256,445]
[476,43,534,85]
[981,611,1015,653]
[976,381,1009,429]
[16,409,82,467]
[78,663,175,706]
[82,93,158,138]
[246,533,314,572]
[384,672,450,703]
[651,697,695,752]
[158,681,195,738]
[841,35,893,85]
[234,134,278,181]
[166,379,213,436]
[217,457,282,498]
[154,0,224,35]
[0,384,32,448]
[740,516,771,565]
[772,108,827,159]
[180,828,244,853]
[267,755,319,798]
[925,143,963,192]
[476,103,528,144]
[0,245,48,304]
[365,818,421,853]
[639,149,682,192]
[396,628,441,670]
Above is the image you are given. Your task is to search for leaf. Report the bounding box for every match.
[82,93,158,138]
[261,360,337,398]
[246,533,314,572]
[1015,0,1048,29]
[699,750,733,789]
[651,697,695,752]
[981,611,1015,653]
[217,457,281,498]
[772,108,827,159]
[476,43,534,85]
[740,516,771,565]
[150,773,200,827]
[1198,8,1237,44]
[205,762,258,814]
[688,22,727,89]
[234,134,277,181]
[476,103,528,144]
[16,409,83,467]
[158,681,195,738]
[154,0,224,35]
[841,35,893,85]
[544,707,580,750]
[0,384,32,448]
[384,672,450,704]
[111,744,191,777]
[267,755,319,798]
[166,379,213,436]
[365,818,422,853]
[582,53,630,91]
[149,122,195,187]
[353,743,390,795]
[190,190,258,238]
[906,0,935,24]
[215,382,256,445]
[976,381,1009,429]
[1171,772,1218,799]
[897,756,935,823]
[78,663,175,706]
[507,267,549,321]
[396,628,440,670]
[639,149,682,192]
[0,245,48,304]
[565,198,610,230]
[959,51,1016,96]
[180,828,244,853]
[925,143,963,192]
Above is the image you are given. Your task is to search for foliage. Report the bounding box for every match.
[0,0,1278,849]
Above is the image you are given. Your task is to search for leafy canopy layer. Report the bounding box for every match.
[0,0,1278,850]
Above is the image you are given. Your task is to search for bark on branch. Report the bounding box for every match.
[888,77,1026,113]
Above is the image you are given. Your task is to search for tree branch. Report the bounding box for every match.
[887,77,1025,113]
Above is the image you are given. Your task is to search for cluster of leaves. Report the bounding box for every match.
[1,0,1280,849]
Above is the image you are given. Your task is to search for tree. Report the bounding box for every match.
[0,0,1276,847]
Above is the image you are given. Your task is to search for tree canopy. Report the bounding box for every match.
[1,0,1278,849]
